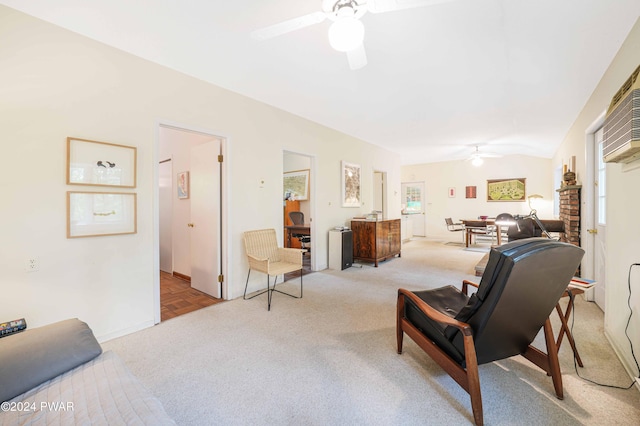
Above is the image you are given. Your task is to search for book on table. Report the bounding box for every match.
[568,277,596,290]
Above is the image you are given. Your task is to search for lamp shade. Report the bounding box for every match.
[328,17,365,52]
[495,213,516,227]
[528,194,543,210]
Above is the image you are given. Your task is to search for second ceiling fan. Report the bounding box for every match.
[251,0,454,70]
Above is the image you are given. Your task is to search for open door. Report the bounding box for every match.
[190,140,222,298]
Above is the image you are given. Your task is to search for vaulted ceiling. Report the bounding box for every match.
[2,0,639,164]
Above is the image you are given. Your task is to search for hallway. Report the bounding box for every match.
[160,271,223,321]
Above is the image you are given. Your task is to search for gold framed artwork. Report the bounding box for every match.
[341,161,361,207]
[487,178,526,201]
[283,169,310,201]
[67,137,137,188]
[67,191,137,238]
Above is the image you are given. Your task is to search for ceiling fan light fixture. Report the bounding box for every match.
[328,16,365,52]
[471,156,484,167]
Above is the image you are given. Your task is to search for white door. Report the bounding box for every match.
[401,182,426,236]
[159,159,173,273]
[189,141,221,298]
[592,128,606,310]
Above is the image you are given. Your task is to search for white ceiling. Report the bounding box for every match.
[2,0,639,165]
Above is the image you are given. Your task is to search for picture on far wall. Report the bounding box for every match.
[341,161,361,207]
[487,178,526,201]
[177,171,189,199]
[448,187,456,198]
[465,186,477,199]
[283,169,310,201]
[67,137,137,188]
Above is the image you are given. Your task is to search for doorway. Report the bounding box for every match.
[283,151,315,274]
[156,124,225,322]
[373,170,387,218]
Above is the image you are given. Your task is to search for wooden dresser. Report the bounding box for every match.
[351,219,401,267]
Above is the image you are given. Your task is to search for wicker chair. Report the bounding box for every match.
[243,228,304,311]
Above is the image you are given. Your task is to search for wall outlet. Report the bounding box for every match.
[25,258,39,272]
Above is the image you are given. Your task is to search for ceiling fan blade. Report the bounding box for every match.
[347,44,368,70]
[250,11,327,41]
[367,0,456,14]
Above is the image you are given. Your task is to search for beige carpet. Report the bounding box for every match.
[103,238,640,425]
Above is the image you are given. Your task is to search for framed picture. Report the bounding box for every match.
[67,137,137,188]
[177,171,189,199]
[466,186,477,199]
[487,178,526,201]
[342,161,361,207]
[67,191,137,238]
[448,187,456,198]
[283,169,310,201]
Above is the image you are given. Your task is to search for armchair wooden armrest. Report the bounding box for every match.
[462,280,479,295]
[397,288,473,335]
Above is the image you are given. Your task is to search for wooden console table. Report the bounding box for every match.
[351,219,401,267]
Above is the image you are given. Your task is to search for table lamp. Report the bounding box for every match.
[496,195,554,239]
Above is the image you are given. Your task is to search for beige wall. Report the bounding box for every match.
[0,6,401,341]
[553,17,640,380]
[402,155,555,240]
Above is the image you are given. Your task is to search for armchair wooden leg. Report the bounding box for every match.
[543,318,564,399]
[522,318,564,400]
[463,334,483,426]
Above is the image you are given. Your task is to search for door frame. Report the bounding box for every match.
[401,181,426,237]
[582,110,606,302]
[154,120,229,324]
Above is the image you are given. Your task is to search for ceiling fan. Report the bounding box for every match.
[250,0,455,70]
[468,145,501,167]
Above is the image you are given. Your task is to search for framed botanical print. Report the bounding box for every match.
[341,161,361,207]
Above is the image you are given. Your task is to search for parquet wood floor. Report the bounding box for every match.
[283,252,312,281]
[160,271,223,321]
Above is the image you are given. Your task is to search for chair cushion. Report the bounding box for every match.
[404,286,469,364]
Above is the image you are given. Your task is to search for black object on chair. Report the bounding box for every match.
[397,238,584,425]
[288,211,311,251]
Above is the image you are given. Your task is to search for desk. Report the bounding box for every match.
[285,224,310,248]
[461,219,503,247]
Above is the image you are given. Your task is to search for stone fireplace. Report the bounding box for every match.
[557,185,581,246]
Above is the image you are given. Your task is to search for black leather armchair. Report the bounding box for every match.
[397,238,584,425]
